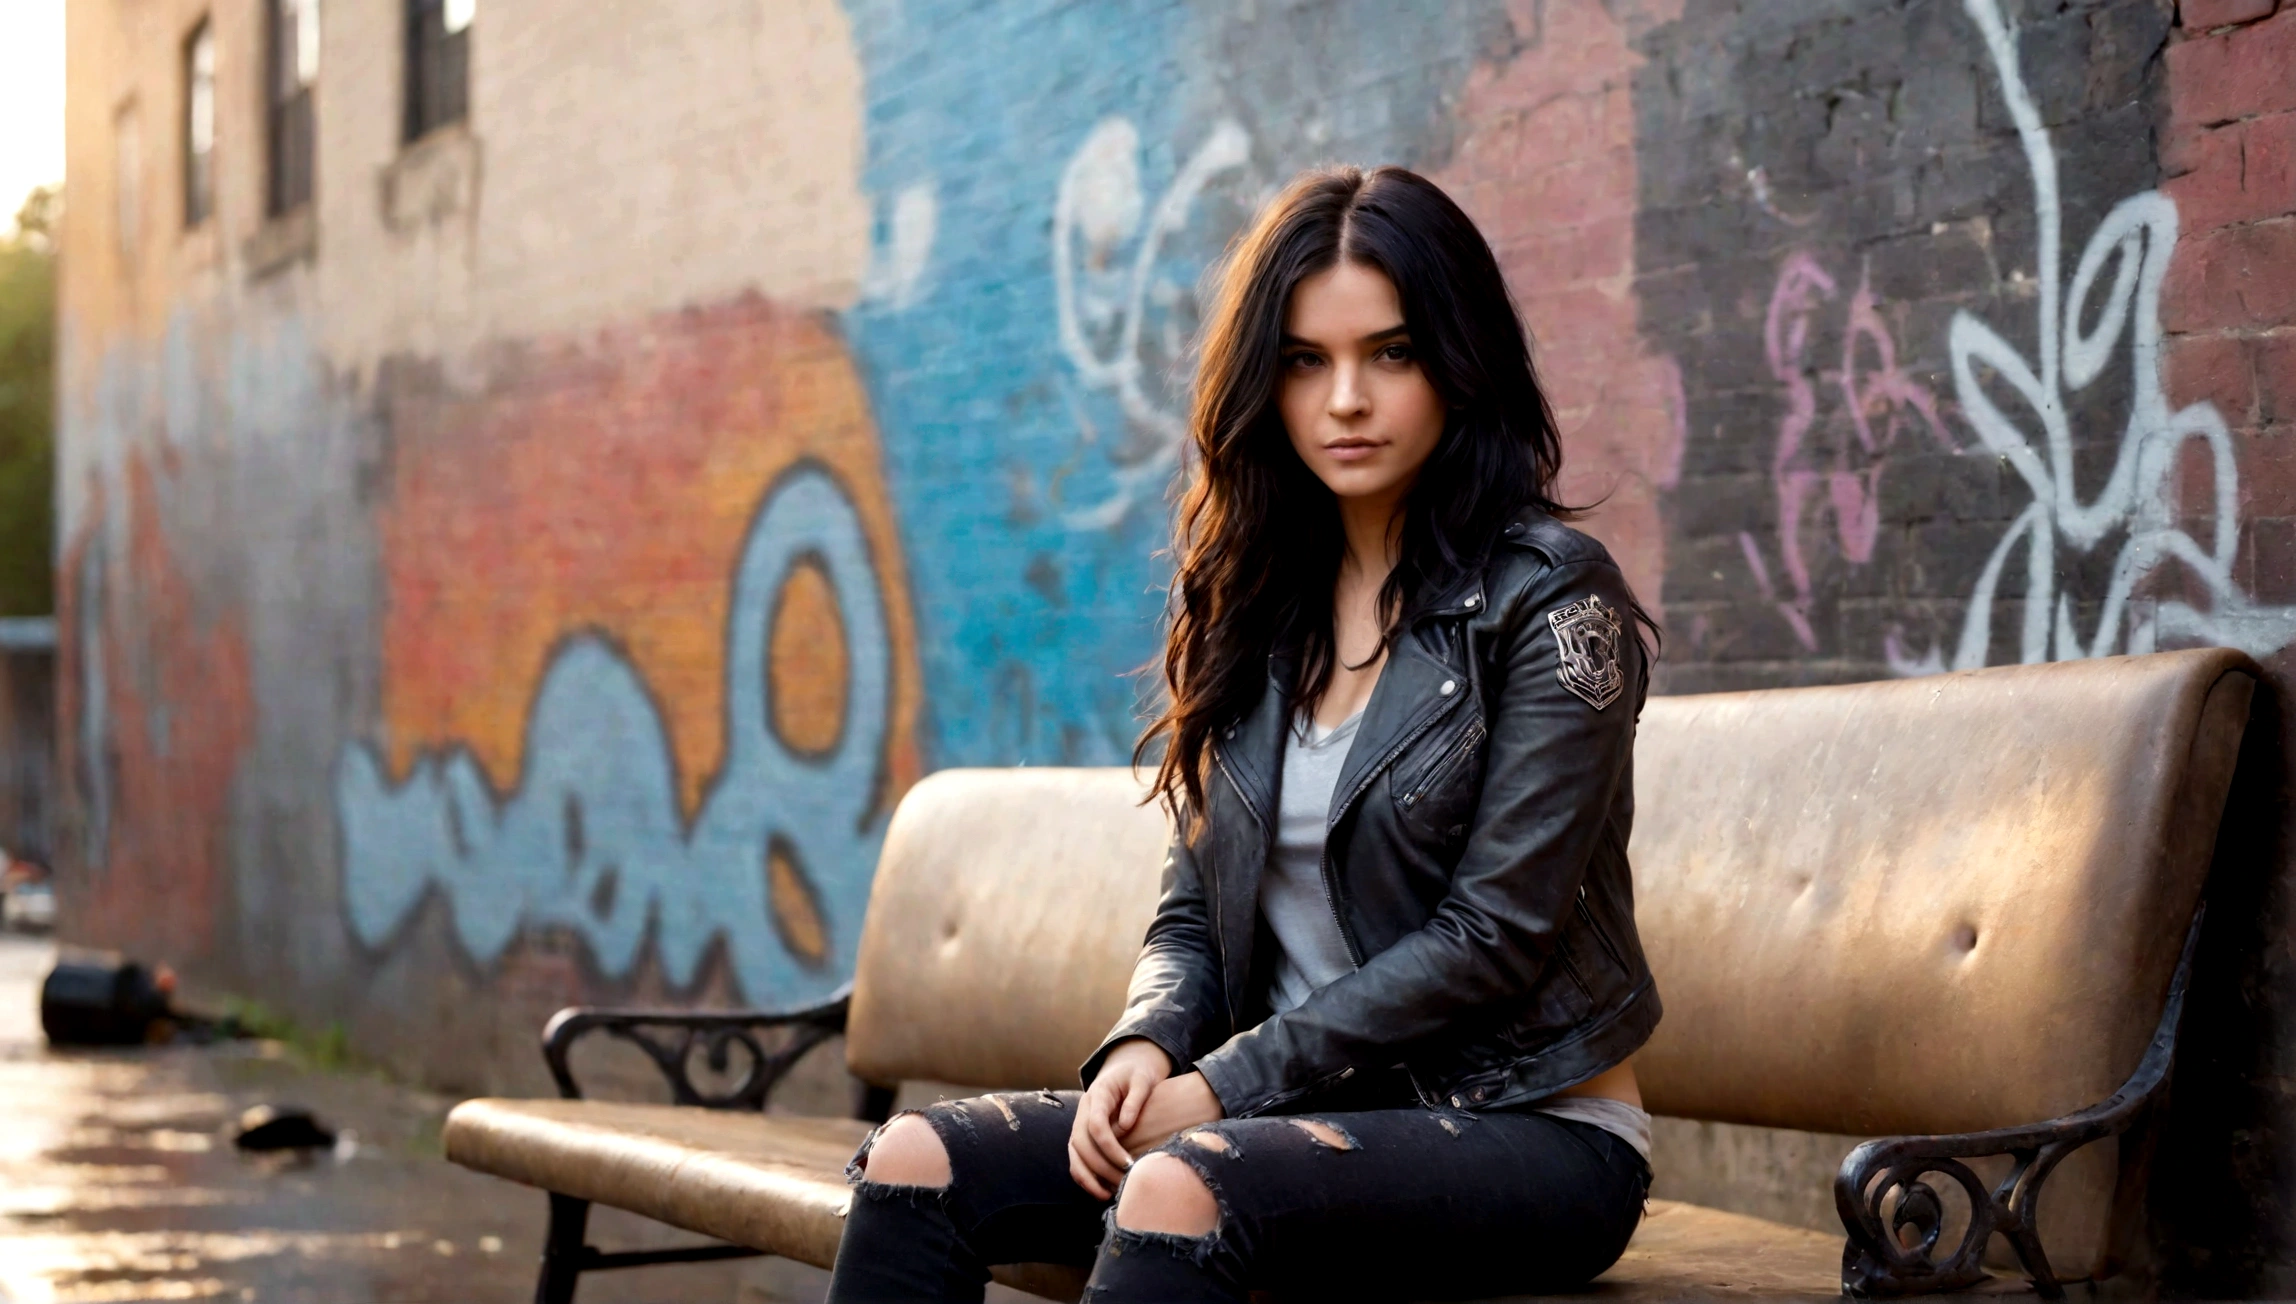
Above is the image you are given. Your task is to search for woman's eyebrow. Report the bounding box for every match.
[1278,324,1411,348]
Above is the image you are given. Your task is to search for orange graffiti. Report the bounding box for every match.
[374,295,923,819]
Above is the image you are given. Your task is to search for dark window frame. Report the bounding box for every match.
[264,0,315,217]
[403,0,470,144]
[182,17,215,227]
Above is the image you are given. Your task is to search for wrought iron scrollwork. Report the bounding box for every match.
[1836,907,2204,1298]
[541,996,851,1112]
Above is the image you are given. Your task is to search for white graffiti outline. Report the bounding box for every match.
[1888,0,2296,674]
[1052,117,1253,530]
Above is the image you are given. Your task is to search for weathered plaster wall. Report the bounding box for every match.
[56,0,2296,1287]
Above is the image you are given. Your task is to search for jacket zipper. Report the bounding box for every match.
[1315,844,1361,969]
[1318,689,1465,966]
[1399,719,1486,809]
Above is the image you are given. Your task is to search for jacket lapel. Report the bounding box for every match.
[1202,597,1476,1019]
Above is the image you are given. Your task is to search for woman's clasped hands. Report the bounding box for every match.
[1066,1039,1224,1199]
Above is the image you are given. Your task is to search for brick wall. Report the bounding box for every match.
[2153,3,2296,1291]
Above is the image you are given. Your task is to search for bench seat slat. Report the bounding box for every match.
[443,1099,869,1269]
[444,1097,1954,1300]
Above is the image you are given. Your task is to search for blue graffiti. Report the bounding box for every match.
[840,0,1511,768]
[336,466,890,1009]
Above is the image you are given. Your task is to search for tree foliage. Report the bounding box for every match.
[0,186,57,617]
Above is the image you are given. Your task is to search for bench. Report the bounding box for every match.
[443,647,2257,1301]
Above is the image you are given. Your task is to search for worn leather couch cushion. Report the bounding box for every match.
[1630,648,2253,1136]
[846,651,2253,1131]
[1631,649,2253,1281]
[844,766,1171,1090]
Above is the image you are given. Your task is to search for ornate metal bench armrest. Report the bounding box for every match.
[541,994,852,1112]
[1835,907,2205,1300]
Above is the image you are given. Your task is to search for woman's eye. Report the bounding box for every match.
[1380,344,1414,363]
[1283,353,1322,369]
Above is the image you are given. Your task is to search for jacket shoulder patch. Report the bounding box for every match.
[1546,595,1626,710]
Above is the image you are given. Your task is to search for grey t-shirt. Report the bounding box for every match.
[1261,707,1363,1016]
[1258,705,1655,1167]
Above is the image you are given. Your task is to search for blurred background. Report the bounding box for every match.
[0,0,61,899]
[4,0,2296,1299]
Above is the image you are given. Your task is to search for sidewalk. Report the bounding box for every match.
[0,933,825,1303]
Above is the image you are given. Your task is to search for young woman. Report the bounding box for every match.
[826,163,1662,1303]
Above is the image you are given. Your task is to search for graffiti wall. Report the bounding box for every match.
[57,0,2296,1286]
[335,301,924,1011]
[1641,0,2296,690]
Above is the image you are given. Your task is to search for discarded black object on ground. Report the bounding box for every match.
[39,952,246,1047]
[234,1103,338,1151]
[40,954,176,1045]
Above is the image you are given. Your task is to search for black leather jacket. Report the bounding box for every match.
[1082,508,1661,1117]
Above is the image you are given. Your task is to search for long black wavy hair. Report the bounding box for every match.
[1138,163,1653,823]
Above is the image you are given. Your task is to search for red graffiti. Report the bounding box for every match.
[55,452,255,965]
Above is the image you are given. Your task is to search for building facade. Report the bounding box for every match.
[58,0,2296,1287]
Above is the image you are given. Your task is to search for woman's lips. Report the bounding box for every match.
[1323,440,1385,462]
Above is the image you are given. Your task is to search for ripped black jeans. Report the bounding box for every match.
[824,1071,1651,1302]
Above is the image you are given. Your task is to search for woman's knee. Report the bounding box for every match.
[1113,1152,1219,1237]
[858,1113,951,1187]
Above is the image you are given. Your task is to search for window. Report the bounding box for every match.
[266,0,318,216]
[184,19,215,226]
[404,0,471,142]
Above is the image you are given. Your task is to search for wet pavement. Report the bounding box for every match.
[0,933,833,1303]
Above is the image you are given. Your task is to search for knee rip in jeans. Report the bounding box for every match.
[1290,1118,1357,1151]
[1183,1128,1234,1156]
[845,1110,953,1191]
[1113,1149,1224,1242]
[976,1088,1066,1133]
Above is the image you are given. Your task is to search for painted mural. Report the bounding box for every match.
[339,463,890,1005]
[324,0,1560,1006]
[838,0,1518,771]
[332,301,923,1010]
[56,0,2296,1084]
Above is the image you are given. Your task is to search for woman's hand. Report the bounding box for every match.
[1068,1039,1170,1199]
[1121,1071,1224,1158]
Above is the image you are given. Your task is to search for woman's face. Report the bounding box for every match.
[1277,259,1448,510]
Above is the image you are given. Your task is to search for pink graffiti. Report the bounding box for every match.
[1745,252,1955,648]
